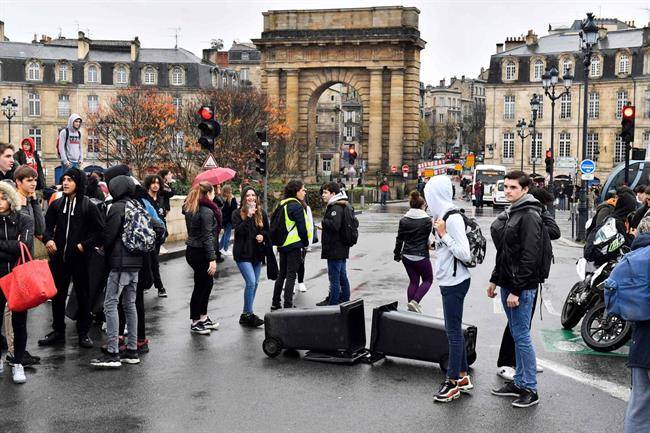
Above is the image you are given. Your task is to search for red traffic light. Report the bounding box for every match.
[198,106,214,120]
[622,105,635,119]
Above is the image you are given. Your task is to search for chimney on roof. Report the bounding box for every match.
[0,21,5,42]
[598,26,608,41]
[525,29,538,46]
[505,35,525,51]
[77,31,90,60]
[496,43,504,53]
[33,34,37,43]
[440,78,445,87]
[461,75,465,82]
[131,36,140,61]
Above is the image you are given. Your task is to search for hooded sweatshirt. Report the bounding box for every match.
[321,191,350,260]
[104,175,143,269]
[424,176,471,286]
[58,113,83,165]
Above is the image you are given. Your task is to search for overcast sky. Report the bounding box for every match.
[3,0,650,84]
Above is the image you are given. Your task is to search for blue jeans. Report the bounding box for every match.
[237,261,262,314]
[327,259,350,305]
[220,223,232,251]
[501,288,537,392]
[625,368,650,433]
[440,278,470,381]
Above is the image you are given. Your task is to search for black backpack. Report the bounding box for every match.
[538,218,554,282]
[269,199,296,246]
[339,204,359,247]
[442,209,486,276]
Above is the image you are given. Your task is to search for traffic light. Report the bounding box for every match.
[544,149,553,173]
[620,105,635,143]
[197,106,221,152]
[255,147,267,176]
[348,146,357,165]
[256,129,267,143]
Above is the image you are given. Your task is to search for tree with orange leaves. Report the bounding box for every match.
[86,88,177,179]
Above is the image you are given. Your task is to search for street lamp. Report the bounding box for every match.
[516,118,534,171]
[542,65,573,217]
[577,12,599,241]
[0,96,18,144]
[530,93,540,175]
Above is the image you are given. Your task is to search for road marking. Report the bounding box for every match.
[536,357,630,402]
[543,299,561,316]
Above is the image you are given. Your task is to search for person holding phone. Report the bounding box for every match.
[232,186,269,327]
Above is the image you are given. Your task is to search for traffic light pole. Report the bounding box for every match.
[624,141,631,185]
[262,141,269,216]
[577,49,592,242]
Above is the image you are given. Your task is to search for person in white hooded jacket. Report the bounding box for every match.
[424,175,473,403]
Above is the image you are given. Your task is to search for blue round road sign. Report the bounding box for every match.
[580,159,596,174]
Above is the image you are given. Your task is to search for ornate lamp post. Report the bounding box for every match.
[516,118,534,171]
[542,66,573,217]
[529,94,540,174]
[0,96,18,144]
[577,12,599,241]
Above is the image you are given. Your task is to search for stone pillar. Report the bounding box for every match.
[266,69,280,106]
[367,67,384,174]
[388,68,404,169]
[285,69,300,134]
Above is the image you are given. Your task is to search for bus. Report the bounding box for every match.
[472,164,507,205]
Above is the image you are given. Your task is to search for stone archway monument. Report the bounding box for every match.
[253,6,425,180]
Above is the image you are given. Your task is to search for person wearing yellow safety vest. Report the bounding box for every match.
[271,180,311,310]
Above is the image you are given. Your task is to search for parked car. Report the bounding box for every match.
[433,153,445,160]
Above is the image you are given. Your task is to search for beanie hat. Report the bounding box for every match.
[61,167,87,197]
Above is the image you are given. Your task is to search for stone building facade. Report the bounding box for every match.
[203,42,262,88]
[485,18,650,181]
[0,22,239,182]
[253,6,425,180]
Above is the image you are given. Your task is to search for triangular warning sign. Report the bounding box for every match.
[202,154,218,170]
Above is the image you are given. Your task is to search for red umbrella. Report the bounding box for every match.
[192,167,237,186]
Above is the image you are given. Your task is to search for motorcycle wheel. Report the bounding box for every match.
[561,282,588,330]
[580,302,632,352]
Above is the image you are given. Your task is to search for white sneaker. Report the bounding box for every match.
[12,364,26,384]
[222,250,232,256]
[536,364,544,373]
[298,283,307,293]
[407,300,422,314]
[306,246,313,252]
[497,366,515,381]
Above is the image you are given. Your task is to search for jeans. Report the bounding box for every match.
[273,249,301,307]
[50,257,91,336]
[327,259,350,305]
[220,223,233,252]
[186,247,214,320]
[497,288,538,368]
[0,291,27,364]
[402,257,433,303]
[501,288,537,392]
[104,270,138,354]
[3,305,13,354]
[440,278,470,381]
[237,261,262,314]
[380,191,388,205]
[625,368,650,433]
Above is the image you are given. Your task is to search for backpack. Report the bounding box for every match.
[604,246,650,321]
[442,209,486,276]
[140,198,167,243]
[56,128,80,160]
[339,203,359,247]
[122,199,156,253]
[269,199,297,247]
[538,218,554,282]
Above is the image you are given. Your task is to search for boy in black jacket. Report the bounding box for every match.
[320,182,351,306]
[38,168,104,349]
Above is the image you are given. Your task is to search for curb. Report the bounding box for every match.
[158,248,186,263]
[557,236,584,249]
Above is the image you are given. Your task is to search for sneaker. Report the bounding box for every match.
[536,364,544,373]
[38,331,65,347]
[12,364,26,384]
[512,389,540,408]
[190,322,211,335]
[78,335,94,349]
[491,381,524,397]
[222,249,232,256]
[157,287,168,298]
[270,304,281,311]
[298,283,307,293]
[239,313,264,327]
[497,366,515,381]
[407,300,422,314]
[433,380,461,403]
[120,349,141,365]
[201,317,220,331]
[90,353,122,369]
[456,375,474,393]
[137,339,150,354]
[316,297,330,306]
[6,351,40,367]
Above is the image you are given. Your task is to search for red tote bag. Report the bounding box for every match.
[0,242,57,312]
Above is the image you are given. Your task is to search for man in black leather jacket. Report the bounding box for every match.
[487,171,543,408]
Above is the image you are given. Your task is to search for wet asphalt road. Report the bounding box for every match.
[0,197,630,433]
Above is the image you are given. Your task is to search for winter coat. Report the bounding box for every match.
[18,194,45,243]
[43,168,104,263]
[278,199,309,253]
[185,201,220,262]
[232,209,269,263]
[627,233,650,369]
[394,208,432,260]
[221,197,238,226]
[0,210,34,278]
[158,183,175,218]
[489,194,544,296]
[321,192,350,260]
[15,137,46,190]
[103,176,143,270]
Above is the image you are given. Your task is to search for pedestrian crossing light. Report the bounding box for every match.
[620,105,635,143]
[255,147,267,176]
[197,105,221,152]
[544,149,553,174]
